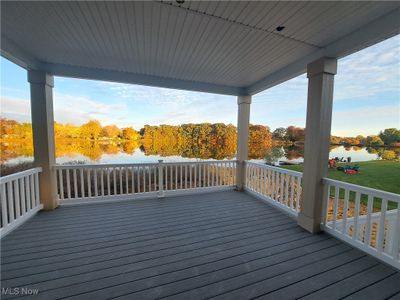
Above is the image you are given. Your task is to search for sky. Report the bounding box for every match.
[1,35,399,137]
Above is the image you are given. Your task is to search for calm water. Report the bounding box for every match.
[3,143,395,166]
[250,146,388,165]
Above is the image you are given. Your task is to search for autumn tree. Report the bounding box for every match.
[0,118,18,136]
[356,135,366,146]
[248,124,272,159]
[330,135,342,145]
[341,137,362,146]
[54,122,80,139]
[272,127,287,141]
[101,125,121,139]
[366,135,384,146]
[80,120,102,140]
[378,150,397,160]
[285,126,305,143]
[379,128,400,146]
[0,118,32,139]
[122,127,140,140]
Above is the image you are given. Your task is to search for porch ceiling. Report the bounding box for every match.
[1,1,400,95]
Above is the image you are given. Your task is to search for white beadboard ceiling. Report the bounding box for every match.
[1,1,399,95]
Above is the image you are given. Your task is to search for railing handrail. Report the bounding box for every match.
[245,161,303,177]
[323,177,400,202]
[328,209,399,225]
[1,167,43,238]
[244,161,302,217]
[55,160,238,170]
[55,163,159,169]
[163,160,238,166]
[0,167,42,184]
[322,176,400,269]
[56,160,238,202]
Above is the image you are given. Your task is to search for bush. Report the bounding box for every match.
[379,150,397,160]
[0,161,34,176]
[264,147,284,165]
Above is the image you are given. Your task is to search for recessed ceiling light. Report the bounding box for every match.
[276,26,285,32]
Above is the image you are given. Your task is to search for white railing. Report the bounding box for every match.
[244,162,302,217]
[322,178,400,269]
[55,160,237,203]
[0,168,43,238]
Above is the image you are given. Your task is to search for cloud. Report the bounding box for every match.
[251,35,400,131]
[97,82,193,105]
[53,93,133,126]
[94,81,238,126]
[0,96,31,122]
[0,89,236,130]
[0,94,139,128]
[334,35,400,101]
[146,91,237,126]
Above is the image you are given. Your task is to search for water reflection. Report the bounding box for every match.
[1,139,399,165]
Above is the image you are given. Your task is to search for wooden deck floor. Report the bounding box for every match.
[1,190,399,300]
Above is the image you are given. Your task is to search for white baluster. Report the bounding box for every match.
[158,160,164,197]
[66,169,71,199]
[290,176,295,209]
[377,199,387,253]
[94,169,98,197]
[1,183,8,226]
[101,169,104,196]
[87,168,92,197]
[13,179,20,218]
[364,194,374,246]
[342,189,350,234]
[34,172,40,206]
[80,168,84,198]
[59,169,64,200]
[107,168,111,196]
[25,176,31,211]
[20,177,26,214]
[73,169,78,198]
[353,192,361,241]
[119,167,123,194]
[332,186,339,231]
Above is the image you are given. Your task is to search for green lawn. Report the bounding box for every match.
[281,160,400,195]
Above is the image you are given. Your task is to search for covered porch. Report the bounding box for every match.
[2,190,399,299]
[1,1,400,298]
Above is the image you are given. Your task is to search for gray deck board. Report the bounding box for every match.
[1,190,398,300]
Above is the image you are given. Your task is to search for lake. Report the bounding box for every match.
[2,139,398,166]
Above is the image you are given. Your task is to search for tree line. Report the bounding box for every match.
[272,126,400,147]
[1,118,399,148]
[330,129,400,147]
[0,119,141,141]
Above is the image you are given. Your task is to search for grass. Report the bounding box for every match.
[281,160,400,194]
[281,160,400,209]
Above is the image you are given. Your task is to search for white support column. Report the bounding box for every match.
[298,57,337,233]
[28,70,58,210]
[236,95,251,190]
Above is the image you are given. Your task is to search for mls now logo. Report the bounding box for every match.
[2,287,39,296]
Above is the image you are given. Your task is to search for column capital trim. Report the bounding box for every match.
[307,57,337,78]
[237,95,252,105]
[28,70,54,87]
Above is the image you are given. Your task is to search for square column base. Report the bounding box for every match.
[297,212,322,233]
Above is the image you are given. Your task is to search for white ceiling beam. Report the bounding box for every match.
[0,36,41,69]
[0,38,246,95]
[41,63,247,96]
[247,7,400,95]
